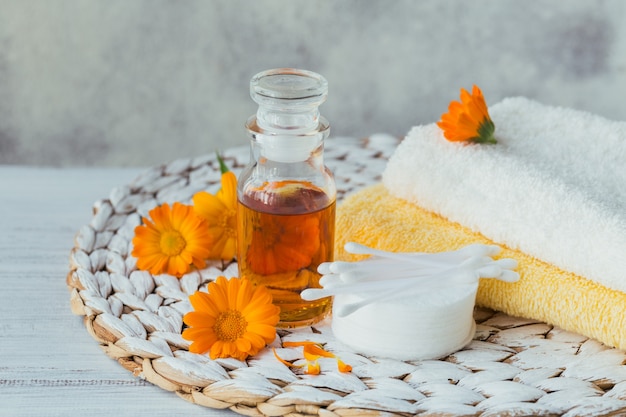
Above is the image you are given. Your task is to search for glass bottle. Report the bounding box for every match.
[237,68,336,327]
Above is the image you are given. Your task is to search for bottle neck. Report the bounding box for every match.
[255,105,321,133]
[246,116,329,164]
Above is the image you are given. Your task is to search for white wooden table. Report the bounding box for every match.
[0,166,239,417]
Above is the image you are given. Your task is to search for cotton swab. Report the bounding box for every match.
[302,242,520,318]
[304,263,465,300]
[305,256,503,301]
[343,242,501,264]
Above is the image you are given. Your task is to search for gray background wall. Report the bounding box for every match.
[1,0,624,167]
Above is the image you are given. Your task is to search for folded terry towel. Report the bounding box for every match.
[335,97,626,350]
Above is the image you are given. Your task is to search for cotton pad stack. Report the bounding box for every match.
[335,97,626,351]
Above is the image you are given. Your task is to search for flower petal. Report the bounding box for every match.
[183,311,217,328]
[193,191,227,220]
[217,171,238,210]
[235,337,252,354]
[246,323,277,342]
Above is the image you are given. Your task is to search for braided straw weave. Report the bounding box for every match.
[68,136,626,417]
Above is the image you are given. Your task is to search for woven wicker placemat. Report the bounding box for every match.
[67,135,626,417]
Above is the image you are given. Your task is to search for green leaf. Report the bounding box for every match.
[216,151,229,173]
[473,118,497,144]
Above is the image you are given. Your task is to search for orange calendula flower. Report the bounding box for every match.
[182,276,280,361]
[437,85,496,144]
[132,202,212,277]
[273,341,352,374]
[193,170,238,260]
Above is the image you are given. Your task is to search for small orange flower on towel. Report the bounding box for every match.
[132,202,212,277]
[182,276,280,361]
[193,162,238,261]
[437,85,496,144]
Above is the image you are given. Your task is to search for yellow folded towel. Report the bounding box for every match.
[336,183,626,351]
